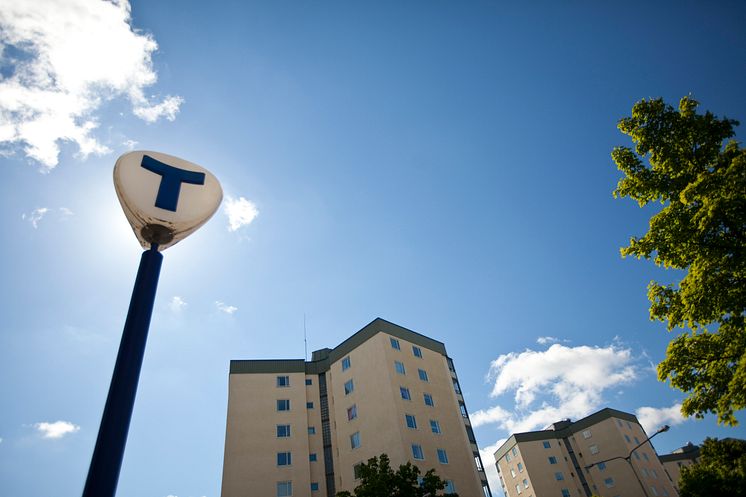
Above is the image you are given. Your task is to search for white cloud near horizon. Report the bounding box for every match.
[215,301,238,314]
[224,196,259,232]
[169,296,188,313]
[480,439,506,494]
[34,420,80,439]
[472,343,637,433]
[636,402,687,434]
[0,0,183,169]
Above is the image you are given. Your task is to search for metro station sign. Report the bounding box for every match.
[114,151,223,250]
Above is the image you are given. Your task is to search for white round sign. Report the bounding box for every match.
[114,151,223,250]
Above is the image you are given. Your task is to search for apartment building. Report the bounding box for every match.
[493,408,678,497]
[658,443,700,493]
[221,318,492,497]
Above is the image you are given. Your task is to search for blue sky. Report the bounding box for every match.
[1,1,745,496]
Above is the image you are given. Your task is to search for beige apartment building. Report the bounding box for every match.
[658,443,700,494]
[221,318,492,497]
[493,408,678,497]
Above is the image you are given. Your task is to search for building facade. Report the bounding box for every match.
[493,408,678,497]
[658,443,700,494]
[221,318,492,497]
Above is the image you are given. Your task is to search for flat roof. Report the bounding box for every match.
[230,317,448,375]
[493,408,640,461]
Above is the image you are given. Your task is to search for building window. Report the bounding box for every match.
[430,420,441,434]
[651,469,657,478]
[453,379,461,394]
[342,356,351,371]
[437,448,449,464]
[543,441,551,449]
[445,480,456,493]
[418,369,429,382]
[308,426,316,435]
[277,424,291,437]
[405,414,417,429]
[390,337,400,350]
[634,437,640,444]
[582,429,592,439]
[413,346,423,358]
[523,478,529,489]
[555,472,564,481]
[344,379,354,395]
[642,468,649,477]
[412,444,424,460]
[515,484,522,495]
[604,477,615,488]
[510,468,516,478]
[475,456,484,471]
[400,386,411,400]
[277,452,292,466]
[590,444,599,455]
[643,452,650,461]
[651,486,659,496]
[624,434,631,443]
[277,376,290,387]
[447,357,456,372]
[548,456,557,464]
[517,462,524,473]
[310,482,319,492]
[597,462,606,470]
[617,419,623,427]
[277,481,292,497]
[395,361,406,374]
[506,453,511,463]
[277,399,290,411]
[347,404,357,420]
[353,463,363,479]
[561,490,570,497]
[424,393,434,406]
[309,453,317,462]
[634,452,641,460]
[305,378,312,386]
[306,402,314,409]
[459,402,468,418]
[483,484,492,497]
[626,421,632,429]
[350,431,360,449]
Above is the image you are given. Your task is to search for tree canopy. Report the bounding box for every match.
[612,96,746,425]
[336,453,457,497]
[679,437,746,497]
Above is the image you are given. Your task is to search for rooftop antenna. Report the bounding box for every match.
[304,313,308,361]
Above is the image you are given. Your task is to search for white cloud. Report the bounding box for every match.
[34,420,80,439]
[480,439,506,494]
[224,196,259,232]
[216,301,238,314]
[537,336,559,345]
[0,0,183,170]
[472,343,637,433]
[21,207,49,228]
[169,296,188,313]
[636,402,686,434]
[22,206,74,227]
[123,139,138,150]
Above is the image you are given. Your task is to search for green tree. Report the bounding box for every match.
[612,96,746,425]
[336,453,458,497]
[679,438,746,497]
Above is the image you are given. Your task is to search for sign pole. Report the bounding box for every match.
[82,150,222,497]
[82,244,163,497]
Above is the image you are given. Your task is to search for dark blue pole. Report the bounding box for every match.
[82,245,163,497]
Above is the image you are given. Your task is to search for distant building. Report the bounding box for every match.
[493,408,678,497]
[659,442,700,493]
[221,318,492,497]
